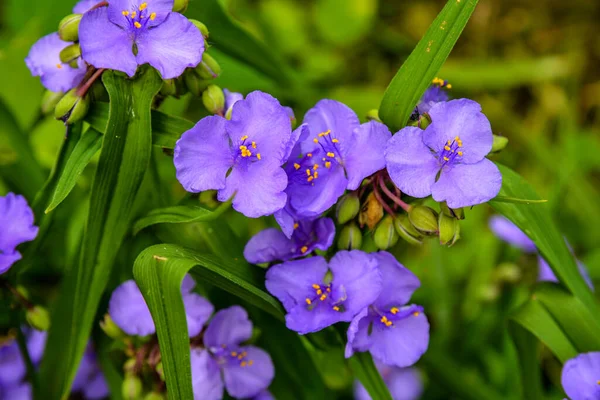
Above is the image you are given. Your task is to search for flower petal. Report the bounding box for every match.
[489,215,537,253]
[174,115,232,193]
[353,366,423,400]
[83,372,109,400]
[345,308,369,358]
[108,280,155,336]
[136,12,204,79]
[79,7,138,77]
[301,99,360,155]
[1,382,32,400]
[432,158,502,208]
[385,127,439,198]
[310,217,336,252]
[0,340,26,386]
[561,351,600,400]
[0,251,22,275]
[108,0,173,28]
[344,121,391,190]
[370,252,420,309]
[285,302,346,334]
[223,346,275,399]
[244,228,295,264]
[25,328,47,365]
[274,204,298,239]
[0,193,39,254]
[181,274,196,293]
[283,123,309,162]
[184,293,214,337]
[223,89,244,116]
[190,349,224,400]
[73,0,99,13]
[424,99,493,164]
[204,306,253,349]
[417,85,449,114]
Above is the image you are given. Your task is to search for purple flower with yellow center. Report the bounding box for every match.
[266,250,382,334]
[346,252,429,368]
[244,217,335,264]
[25,33,87,93]
[0,193,39,274]
[79,0,204,79]
[175,91,300,218]
[284,100,391,218]
[386,99,502,209]
[414,78,451,116]
[109,275,213,337]
[354,362,423,400]
[561,352,600,400]
[191,306,274,400]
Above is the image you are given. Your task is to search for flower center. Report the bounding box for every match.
[214,346,254,368]
[438,136,463,166]
[375,305,422,328]
[121,2,156,31]
[289,130,342,186]
[304,283,343,312]
[235,135,262,164]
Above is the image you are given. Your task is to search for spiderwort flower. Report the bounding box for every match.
[0,328,46,388]
[175,91,300,218]
[191,306,274,400]
[346,252,429,368]
[284,100,392,218]
[79,0,204,79]
[109,275,213,337]
[386,99,502,209]
[244,217,335,264]
[266,250,382,334]
[71,344,110,400]
[561,352,600,400]
[488,215,537,253]
[73,0,101,13]
[416,79,450,115]
[354,362,423,400]
[25,33,87,93]
[0,193,39,274]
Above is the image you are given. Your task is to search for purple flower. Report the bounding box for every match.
[223,89,244,117]
[0,382,32,400]
[25,32,87,93]
[79,0,204,79]
[266,250,382,334]
[416,84,449,115]
[174,91,299,218]
[244,217,335,264]
[561,351,600,400]
[346,252,429,368]
[538,256,593,290]
[284,100,391,218]
[191,306,274,399]
[0,193,39,274]
[488,215,537,253]
[73,0,101,13]
[385,99,502,209]
[109,275,213,337]
[72,344,109,400]
[0,328,46,388]
[253,391,274,400]
[354,362,423,400]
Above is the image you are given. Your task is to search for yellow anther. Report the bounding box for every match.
[313,138,319,144]
[447,139,452,145]
[413,311,420,317]
[325,161,332,168]
[316,289,322,295]
[313,164,319,170]
[256,153,261,160]
[248,360,254,366]
[319,294,327,301]
[241,135,248,141]
[307,153,313,157]
[239,145,247,150]
[326,287,331,292]
[597,380,600,385]
[332,139,339,143]
[390,307,399,314]
[307,176,314,182]
[139,2,147,10]
[293,223,299,229]
[444,145,451,151]
[134,21,142,28]
[231,351,238,356]
[446,84,452,89]
[313,171,318,179]
[386,321,392,327]
[56,64,63,69]
[150,12,156,20]
[333,306,340,311]
[122,10,130,16]
[326,152,335,158]
[457,151,463,156]
[251,141,257,149]
[312,284,320,289]
[131,11,137,18]
[241,361,247,367]
[301,246,308,253]
[306,169,311,176]
[305,298,312,305]
[294,163,300,170]
[443,156,450,161]
[455,136,460,141]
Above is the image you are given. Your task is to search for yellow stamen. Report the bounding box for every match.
[256,153,261,160]
[325,161,332,168]
[306,169,311,176]
[390,307,399,314]
[150,12,156,20]
[313,138,319,144]
[326,152,335,158]
[312,284,320,289]
[293,223,299,229]
[248,360,254,366]
[122,10,130,16]
[305,298,312,305]
[444,145,451,151]
[413,311,420,317]
[251,141,257,149]
[446,84,452,89]
[447,139,452,145]
[313,164,319,170]
[301,246,308,253]
[307,153,313,157]
[56,64,63,69]
[333,306,340,311]
[313,171,318,179]
[443,156,450,161]
[134,21,142,28]
[239,145,247,150]
[294,163,300,170]
[241,361,247,367]
[241,135,248,141]
[231,351,237,356]
[381,316,388,323]
[326,287,331,292]
[457,151,463,156]
[316,289,322,295]
[307,176,314,182]
[131,11,137,18]
[139,2,147,10]
[332,139,339,143]
[455,136,460,141]
[319,294,327,301]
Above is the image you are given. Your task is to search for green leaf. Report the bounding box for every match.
[39,68,162,399]
[133,201,231,235]
[85,102,192,149]
[379,0,479,131]
[491,196,548,205]
[133,244,284,398]
[45,128,102,213]
[507,322,544,400]
[489,164,600,317]
[348,352,392,400]
[314,0,377,46]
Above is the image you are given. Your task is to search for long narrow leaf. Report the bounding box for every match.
[507,322,544,400]
[133,202,231,235]
[348,352,392,400]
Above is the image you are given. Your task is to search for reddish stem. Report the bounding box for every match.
[76,68,105,98]
[90,1,109,10]
[1,280,34,310]
[377,173,412,212]
[372,180,396,218]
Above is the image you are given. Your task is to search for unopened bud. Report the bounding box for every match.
[160,79,177,97]
[189,19,209,38]
[195,53,221,79]
[122,374,143,400]
[202,84,225,115]
[124,359,137,374]
[358,192,384,230]
[374,215,398,250]
[366,109,381,122]
[100,314,125,339]
[337,223,362,250]
[41,91,64,115]
[59,43,81,65]
[173,0,189,13]
[26,306,51,331]
[58,14,82,42]
[54,89,89,124]
[438,212,460,246]
[336,193,360,224]
[408,206,438,235]
[491,134,509,153]
[144,393,166,400]
[494,262,521,284]
[439,202,464,219]
[394,214,423,245]
[183,70,210,96]
[156,362,164,381]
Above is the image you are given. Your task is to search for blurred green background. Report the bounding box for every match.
[1,0,600,398]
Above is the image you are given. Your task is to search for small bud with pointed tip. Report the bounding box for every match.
[41,91,64,115]
[366,109,381,122]
[26,306,51,331]
[122,374,143,400]
[408,205,438,235]
[374,215,399,250]
[491,134,509,153]
[160,79,177,97]
[100,314,125,339]
[337,222,363,250]
[183,70,210,96]
[439,202,464,219]
[358,192,384,230]
[189,19,209,39]
[394,214,423,245]
[54,88,89,124]
[202,84,225,115]
[59,43,81,65]
[58,14,82,42]
[438,212,460,246]
[336,193,360,224]
[173,0,189,13]
[195,53,221,80]
[156,362,164,381]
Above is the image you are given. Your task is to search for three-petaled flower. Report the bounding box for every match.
[354,362,423,400]
[0,193,39,274]
[561,351,600,400]
[386,99,502,209]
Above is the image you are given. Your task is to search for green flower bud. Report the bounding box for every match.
[59,43,81,65]
[189,19,209,38]
[172,0,189,13]
[122,374,143,400]
[183,70,210,96]
[100,314,125,339]
[54,89,90,124]
[144,393,166,400]
[366,109,381,122]
[160,79,177,97]
[439,202,464,219]
[124,358,137,374]
[358,192,384,230]
[408,205,438,235]
[393,214,423,245]
[491,134,509,153]
[202,84,225,115]
[494,262,521,284]
[374,215,399,250]
[58,14,82,42]
[155,362,164,381]
[41,91,65,115]
[195,53,221,80]
[438,212,460,246]
[336,193,360,224]
[337,222,363,250]
[26,306,51,331]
